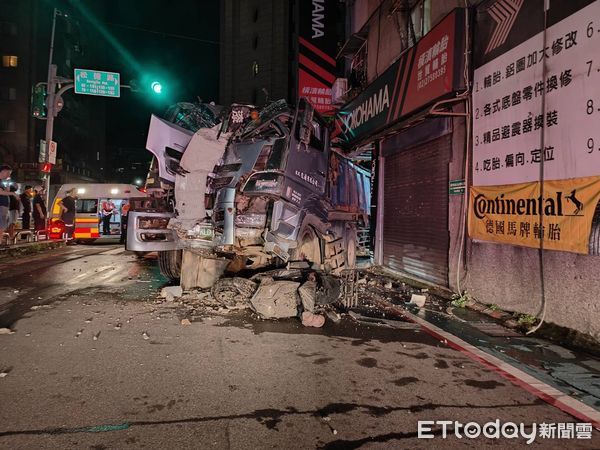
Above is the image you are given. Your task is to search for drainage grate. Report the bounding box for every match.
[470,322,523,337]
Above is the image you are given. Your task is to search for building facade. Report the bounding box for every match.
[0,0,107,185]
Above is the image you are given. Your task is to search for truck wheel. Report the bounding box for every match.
[158,250,182,281]
[293,226,322,265]
[344,227,357,269]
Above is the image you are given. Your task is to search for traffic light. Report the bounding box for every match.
[151,81,162,94]
[40,162,53,173]
[31,84,48,118]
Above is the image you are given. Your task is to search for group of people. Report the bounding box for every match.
[0,165,48,243]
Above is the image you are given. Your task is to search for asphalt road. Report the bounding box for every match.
[0,245,597,449]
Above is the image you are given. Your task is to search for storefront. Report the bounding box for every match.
[335,8,467,286]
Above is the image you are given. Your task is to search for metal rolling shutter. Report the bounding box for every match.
[382,134,451,286]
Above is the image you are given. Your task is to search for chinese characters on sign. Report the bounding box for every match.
[74,69,121,98]
[469,1,600,254]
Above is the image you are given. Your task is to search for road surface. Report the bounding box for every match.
[0,245,596,449]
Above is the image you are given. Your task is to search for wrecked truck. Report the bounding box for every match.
[127,99,371,288]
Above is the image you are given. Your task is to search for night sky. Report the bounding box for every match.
[45,0,220,182]
[104,0,220,180]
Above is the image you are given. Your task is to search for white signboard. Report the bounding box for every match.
[39,139,57,164]
[472,1,600,186]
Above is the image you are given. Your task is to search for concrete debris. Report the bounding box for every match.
[0,372,7,378]
[356,278,367,285]
[114,323,122,330]
[384,281,393,289]
[75,329,83,338]
[409,294,427,308]
[93,331,101,341]
[181,318,191,326]
[161,285,183,301]
[142,332,150,340]
[301,311,325,328]
[250,279,299,319]
[325,310,341,323]
[298,281,317,313]
[211,277,258,306]
[0,328,13,335]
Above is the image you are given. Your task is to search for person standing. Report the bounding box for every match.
[20,185,32,230]
[7,184,21,239]
[0,165,16,241]
[119,200,130,244]
[32,185,47,231]
[58,188,77,244]
[101,198,116,235]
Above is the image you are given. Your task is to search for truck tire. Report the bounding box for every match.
[344,226,357,269]
[158,250,183,281]
[292,226,322,265]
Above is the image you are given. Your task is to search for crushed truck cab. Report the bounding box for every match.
[130,99,370,285]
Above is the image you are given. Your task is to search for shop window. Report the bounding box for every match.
[409,0,431,46]
[2,55,18,68]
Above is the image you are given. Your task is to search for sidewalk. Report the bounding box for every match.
[349,270,600,428]
[0,238,65,260]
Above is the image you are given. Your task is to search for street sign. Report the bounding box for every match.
[449,179,466,195]
[74,68,120,98]
[39,139,57,164]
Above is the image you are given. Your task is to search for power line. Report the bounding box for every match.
[104,22,220,45]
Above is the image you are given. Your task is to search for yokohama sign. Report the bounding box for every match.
[298,0,338,115]
[334,9,466,147]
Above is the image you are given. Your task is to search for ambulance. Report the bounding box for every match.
[49,184,147,241]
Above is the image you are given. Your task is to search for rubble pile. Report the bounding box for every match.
[156,268,346,328]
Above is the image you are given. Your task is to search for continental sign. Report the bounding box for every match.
[335,8,466,147]
[469,176,600,254]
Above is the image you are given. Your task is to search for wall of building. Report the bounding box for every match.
[465,243,600,341]
[220,0,290,106]
[0,0,37,164]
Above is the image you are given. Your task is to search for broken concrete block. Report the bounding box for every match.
[181,318,191,326]
[384,281,393,289]
[409,294,427,307]
[325,310,341,323]
[180,251,229,290]
[298,281,317,312]
[161,285,183,301]
[211,277,257,306]
[301,311,325,328]
[250,280,299,319]
[0,328,13,335]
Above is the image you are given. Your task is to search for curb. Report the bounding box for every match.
[369,297,600,430]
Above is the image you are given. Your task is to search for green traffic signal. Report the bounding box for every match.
[151,81,162,94]
[31,84,47,118]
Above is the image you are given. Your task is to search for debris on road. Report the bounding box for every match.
[250,279,299,319]
[142,332,150,340]
[181,318,191,326]
[161,285,183,301]
[0,328,13,335]
[93,331,101,341]
[298,280,317,312]
[301,311,325,328]
[75,329,83,338]
[409,294,427,308]
[211,277,257,306]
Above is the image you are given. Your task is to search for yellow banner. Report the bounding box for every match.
[468,176,600,254]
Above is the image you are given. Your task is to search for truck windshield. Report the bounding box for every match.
[240,100,290,138]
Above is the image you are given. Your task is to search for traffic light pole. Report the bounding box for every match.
[43,8,59,214]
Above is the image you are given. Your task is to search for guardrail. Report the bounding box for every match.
[0,229,65,248]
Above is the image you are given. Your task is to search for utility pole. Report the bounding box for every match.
[43,8,59,214]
